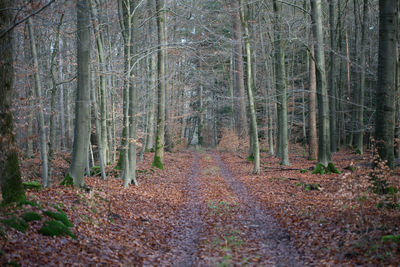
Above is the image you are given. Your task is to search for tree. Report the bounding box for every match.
[375,0,398,169]
[0,0,26,203]
[230,0,248,139]
[240,0,260,173]
[66,0,91,187]
[152,0,166,169]
[27,17,49,187]
[310,0,330,167]
[328,0,337,153]
[272,0,289,166]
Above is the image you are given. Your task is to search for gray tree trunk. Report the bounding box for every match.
[240,0,260,173]
[27,18,49,187]
[308,38,318,160]
[311,0,331,166]
[375,0,398,169]
[354,0,368,154]
[68,0,91,187]
[273,0,289,166]
[329,0,337,153]
[231,0,248,139]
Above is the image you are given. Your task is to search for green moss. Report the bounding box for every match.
[6,261,20,267]
[90,165,101,176]
[43,210,73,227]
[355,149,362,155]
[326,162,341,174]
[17,200,39,208]
[300,169,307,173]
[0,216,28,233]
[60,173,73,186]
[312,162,341,174]
[304,183,321,191]
[1,152,26,204]
[382,235,400,244]
[312,163,326,174]
[247,154,255,162]
[152,155,164,170]
[22,181,42,190]
[21,211,42,222]
[39,220,75,239]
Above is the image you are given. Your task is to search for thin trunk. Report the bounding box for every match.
[273,0,289,165]
[153,0,166,169]
[329,0,337,153]
[48,14,64,186]
[27,18,49,187]
[308,39,318,160]
[355,0,368,154]
[240,0,259,173]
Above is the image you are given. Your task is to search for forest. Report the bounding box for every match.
[0,0,399,265]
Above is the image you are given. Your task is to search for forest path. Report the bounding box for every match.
[169,150,304,266]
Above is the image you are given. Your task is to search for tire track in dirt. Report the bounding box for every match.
[211,152,304,267]
[170,152,204,266]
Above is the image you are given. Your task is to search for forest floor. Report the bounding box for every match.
[1,147,400,266]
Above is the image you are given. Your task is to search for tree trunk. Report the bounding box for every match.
[329,0,337,153]
[355,0,368,154]
[0,0,26,203]
[240,0,260,173]
[231,0,248,139]
[375,0,398,169]
[310,0,331,166]
[308,38,318,160]
[27,18,49,187]
[48,14,63,186]
[67,0,91,187]
[153,0,166,169]
[273,0,289,166]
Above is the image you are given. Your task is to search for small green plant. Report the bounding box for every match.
[90,166,101,176]
[312,162,341,174]
[39,220,75,239]
[22,181,42,190]
[0,216,28,233]
[43,210,73,227]
[300,169,307,173]
[21,211,42,222]
[60,173,73,186]
[17,200,39,208]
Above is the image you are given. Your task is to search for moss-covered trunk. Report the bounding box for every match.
[0,0,26,203]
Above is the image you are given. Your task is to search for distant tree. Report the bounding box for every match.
[0,0,26,203]
[375,0,398,168]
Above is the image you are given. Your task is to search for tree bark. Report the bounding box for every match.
[310,0,331,166]
[0,0,26,203]
[329,0,337,153]
[273,0,289,165]
[231,0,248,139]
[27,18,49,187]
[240,0,260,173]
[153,0,166,169]
[67,0,91,187]
[308,38,318,160]
[375,0,398,169]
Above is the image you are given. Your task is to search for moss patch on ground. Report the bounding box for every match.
[39,220,75,239]
[1,216,28,233]
[21,211,42,222]
[43,210,73,227]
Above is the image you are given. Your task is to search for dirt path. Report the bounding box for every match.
[210,152,304,266]
[170,152,204,266]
